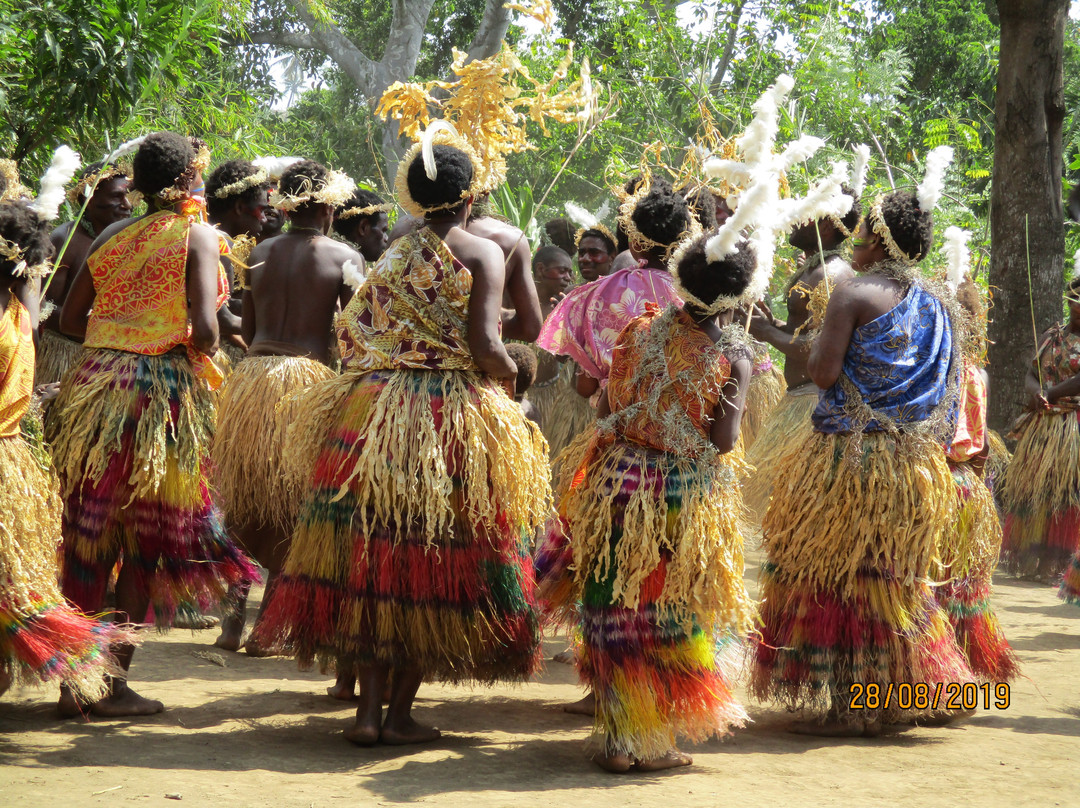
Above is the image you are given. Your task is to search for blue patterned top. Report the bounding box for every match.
[813,283,955,434]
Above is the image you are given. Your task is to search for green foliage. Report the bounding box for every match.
[0,0,277,177]
[491,183,541,245]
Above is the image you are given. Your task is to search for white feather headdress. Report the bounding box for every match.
[942,226,971,291]
[104,135,148,167]
[29,146,82,222]
[850,144,871,196]
[917,145,954,212]
[252,156,304,183]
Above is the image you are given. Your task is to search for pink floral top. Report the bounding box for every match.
[947,361,987,463]
[536,268,681,383]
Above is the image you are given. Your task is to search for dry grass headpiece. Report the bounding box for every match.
[338,202,393,220]
[0,234,46,278]
[269,168,356,212]
[158,137,212,202]
[66,164,130,206]
[376,39,599,194]
[0,160,30,203]
[212,167,269,200]
[869,145,953,264]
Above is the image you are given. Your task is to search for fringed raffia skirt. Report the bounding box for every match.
[252,368,551,683]
[0,432,133,701]
[545,438,754,759]
[999,409,1080,579]
[752,430,974,722]
[34,328,83,387]
[740,362,785,450]
[743,384,817,519]
[985,429,1011,497]
[1060,551,1080,605]
[933,462,1018,681]
[526,363,595,463]
[45,348,258,626]
[212,355,336,532]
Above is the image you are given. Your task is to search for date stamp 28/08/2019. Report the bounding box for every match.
[849,682,1010,711]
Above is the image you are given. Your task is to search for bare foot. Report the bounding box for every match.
[912,708,976,727]
[593,752,634,773]
[90,684,164,717]
[243,639,281,658]
[380,715,441,745]
[553,647,575,664]
[634,750,693,772]
[563,693,596,716]
[343,719,381,746]
[789,719,871,737]
[57,685,89,719]
[173,609,220,630]
[213,616,245,653]
[327,682,358,701]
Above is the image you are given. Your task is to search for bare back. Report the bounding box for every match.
[244,232,359,364]
[782,255,854,386]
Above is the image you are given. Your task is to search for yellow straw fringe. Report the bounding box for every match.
[741,364,785,448]
[986,429,1011,484]
[46,349,214,500]
[284,369,553,548]
[935,463,1000,582]
[763,431,955,596]
[743,390,817,519]
[999,411,1080,515]
[34,329,83,386]
[526,366,595,462]
[0,436,115,702]
[212,356,336,531]
[560,440,755,634]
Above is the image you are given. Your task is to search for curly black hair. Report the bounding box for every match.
[132,132,195,197]
[674,233,755,307]
[577,227,616,255]
[631,178,691,253]
[206,159,271,218]
[0,200,51,285]
[681,185,718,230]
[333,189,386,237]
[877,189,932,261]
[505,342,538,395]
[406,145,473,214]
[838,183,860,236]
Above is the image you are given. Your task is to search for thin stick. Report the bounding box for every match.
[1025,214,1044,391]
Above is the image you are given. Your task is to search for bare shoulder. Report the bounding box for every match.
[804,255,854,289]
[50,221,74,247]
[320,236,362,263]
[450,226,504,272]
[468,217,524,255]
[189,221,222,250]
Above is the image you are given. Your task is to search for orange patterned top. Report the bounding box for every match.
[83,210,229,387]
[342,228,479,372]
[947,361,987,463]
[605,304,736,457]
[0,297,33,438]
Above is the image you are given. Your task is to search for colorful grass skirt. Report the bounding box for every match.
[933,463,1018,682]
[0,429,133,702]
[752,430,974,722]
[743,385,818,519]
[252,368,551,683]
[544,438,753,758]
[45,348,258,626]
[999,409,1080,579]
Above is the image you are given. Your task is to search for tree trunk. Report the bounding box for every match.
[987,0,1067,432]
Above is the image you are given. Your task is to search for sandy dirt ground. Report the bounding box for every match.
[2,548,1078,808]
